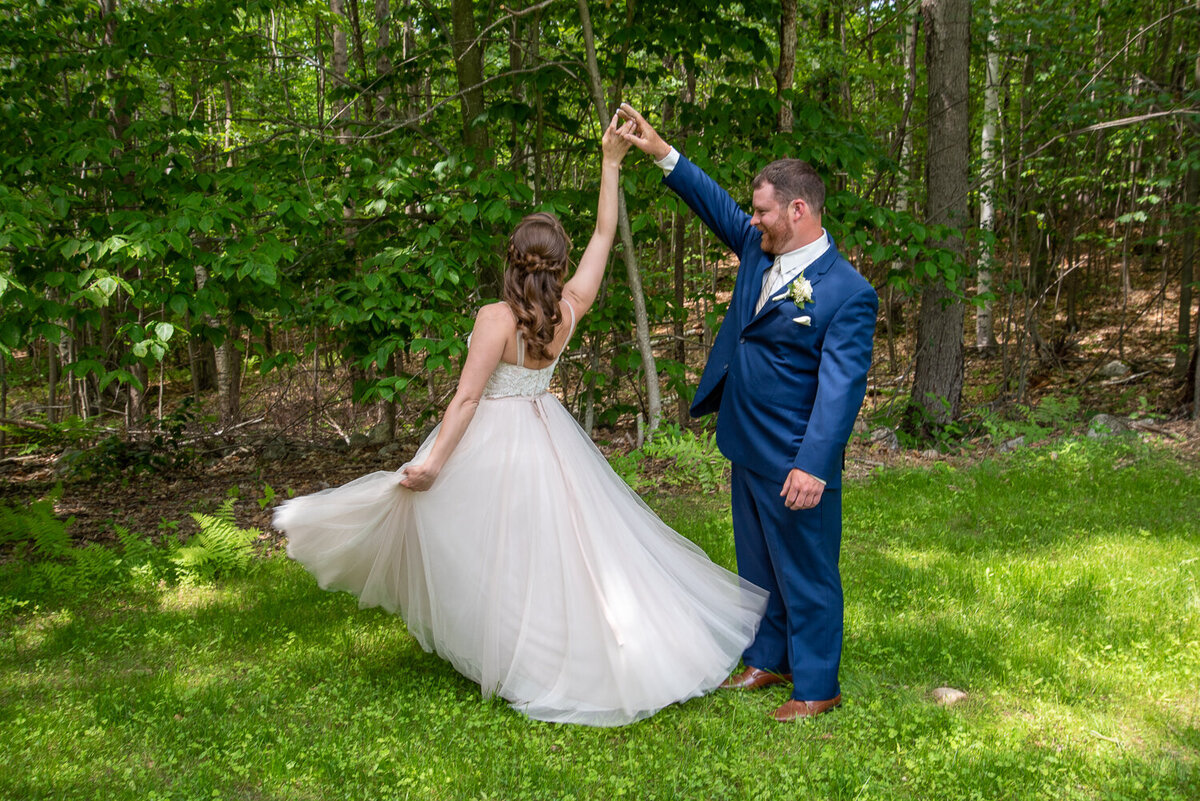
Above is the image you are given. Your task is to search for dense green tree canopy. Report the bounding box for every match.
[1,0,1196,445]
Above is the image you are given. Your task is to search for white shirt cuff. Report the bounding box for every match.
[654,147,680,175]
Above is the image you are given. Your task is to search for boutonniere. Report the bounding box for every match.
[771,272,814,324]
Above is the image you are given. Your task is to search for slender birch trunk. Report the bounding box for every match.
[576,0,662,437]
[976,0,999,350]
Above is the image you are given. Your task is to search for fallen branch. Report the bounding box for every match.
[1099,370,1153,386]
[1127,420,1185,440]
[0,416,51,431]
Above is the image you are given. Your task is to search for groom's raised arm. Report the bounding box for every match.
[618,104,756,258]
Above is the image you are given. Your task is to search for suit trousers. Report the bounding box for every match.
[730,464,843,701]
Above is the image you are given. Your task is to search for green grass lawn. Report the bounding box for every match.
[2,438,1198,800]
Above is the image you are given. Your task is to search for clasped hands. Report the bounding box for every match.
[615,104,672,161]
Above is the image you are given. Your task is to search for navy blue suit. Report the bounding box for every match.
[665,154,877,700]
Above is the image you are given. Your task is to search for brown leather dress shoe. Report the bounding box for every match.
[772,694,842,721]
[719,667,792,690]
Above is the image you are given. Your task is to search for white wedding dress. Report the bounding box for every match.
[274,314,767,726]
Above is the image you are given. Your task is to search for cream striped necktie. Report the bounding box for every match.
[755,257,783,314]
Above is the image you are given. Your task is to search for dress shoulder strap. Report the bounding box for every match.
[564,300,577,340]
[549,301,576,365]
[515,329,525,367]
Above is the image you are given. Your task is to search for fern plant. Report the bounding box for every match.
[174,499,260,582]
[642,425,729,493]
[0,485,73,559]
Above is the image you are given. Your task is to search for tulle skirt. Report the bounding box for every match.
[274,392,767,726]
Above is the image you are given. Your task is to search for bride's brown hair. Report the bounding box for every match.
[503,212,572,361]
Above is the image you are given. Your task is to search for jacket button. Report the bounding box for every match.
[739,337,746,344]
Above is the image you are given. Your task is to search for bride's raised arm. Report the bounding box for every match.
[562,113,632,318]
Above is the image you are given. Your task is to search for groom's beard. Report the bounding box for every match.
[758,218,793,254]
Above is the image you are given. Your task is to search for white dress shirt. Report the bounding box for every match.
[763,235,830,303]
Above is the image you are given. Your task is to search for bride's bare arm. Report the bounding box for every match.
[562,113,633,318]
[399,304,511,491]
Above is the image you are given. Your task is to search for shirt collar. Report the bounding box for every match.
[775,229,830,282]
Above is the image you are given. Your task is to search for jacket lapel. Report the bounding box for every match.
[741,252,774,326]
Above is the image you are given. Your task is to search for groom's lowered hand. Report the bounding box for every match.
[617,104,671,161]
[781,468,824,511]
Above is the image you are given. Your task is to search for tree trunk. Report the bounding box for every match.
[374,0,392,120]
[886,9,920,374]
[0,352,6,452]
[1178,163,1198,381]
[222,79,235,167]
[127,300,150,432]
[911,0,969,428]
[775,0,798,133]
[47,336,59,424]
[672,208,688,424]
[402,0,419,119]
[194,264,241,429]
[450,0,487,151]
[508,2,528,173]
[576,0,662,437]
[976,0,998,351]
[314,9,326,125]
[347,0,374,121]
[215,326,243,430]
[330,0,351,144]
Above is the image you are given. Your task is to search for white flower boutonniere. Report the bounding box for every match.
[787,274,814,307]
[772,272,815,310]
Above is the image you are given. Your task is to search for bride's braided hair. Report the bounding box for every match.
[502,212,572,361]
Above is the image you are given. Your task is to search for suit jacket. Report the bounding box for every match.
[665,154,878,489]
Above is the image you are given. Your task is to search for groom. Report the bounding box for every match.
[619,104,877,722]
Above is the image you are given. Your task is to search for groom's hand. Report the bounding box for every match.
[781,468,824,511]
[617,103,671,161]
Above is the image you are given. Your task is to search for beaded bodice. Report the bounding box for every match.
[482,358,559,398]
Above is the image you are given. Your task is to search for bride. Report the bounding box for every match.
[274,114,767,727]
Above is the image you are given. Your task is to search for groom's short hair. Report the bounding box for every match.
[752,159,825,215]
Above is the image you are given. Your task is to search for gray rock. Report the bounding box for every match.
[379,442,403,458]
[1088,413,1131,438]
[931,686,968,706]
[997,436,1025,453]
[348,432,370,450]
[53,447,82,475]
[871,427,900,451]
[921,448,940,460]
[368,421,393,445]
[1098,360,1131,378]
[262,441,288,461]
